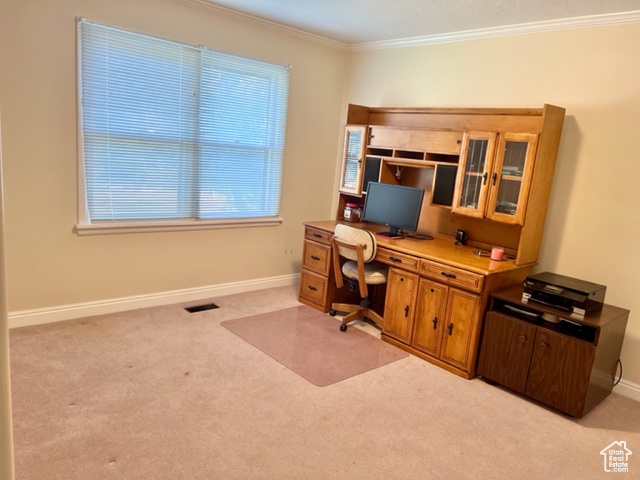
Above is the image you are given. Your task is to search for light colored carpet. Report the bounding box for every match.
[9,285,640,480]
[221,305,408,386]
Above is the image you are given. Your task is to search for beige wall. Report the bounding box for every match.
[343,24,640,385]
[0,123,15,480]
[0,0,347,311]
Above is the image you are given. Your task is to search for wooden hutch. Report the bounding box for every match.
[300,104,567,379]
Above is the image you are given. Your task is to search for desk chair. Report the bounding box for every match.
[329,224,388,332]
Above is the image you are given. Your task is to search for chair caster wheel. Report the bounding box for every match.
[340,324,348,332]
[329,309,337,316]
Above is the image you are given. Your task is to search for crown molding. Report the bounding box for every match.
[168,2,640,53]
[350,10,640,51]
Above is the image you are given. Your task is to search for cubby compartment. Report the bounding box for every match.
[394,150,425,160]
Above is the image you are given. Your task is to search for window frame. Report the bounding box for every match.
[75,19,289,235]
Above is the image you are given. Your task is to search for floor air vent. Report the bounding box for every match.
[184,303,220,313]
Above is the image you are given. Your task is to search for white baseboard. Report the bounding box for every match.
[614,378,640,402]
[8,274,300,329]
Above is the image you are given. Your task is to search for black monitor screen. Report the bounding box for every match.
[362,182,424,238]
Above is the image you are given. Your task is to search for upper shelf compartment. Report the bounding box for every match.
[367,126,461,167]
[369,126,463,155]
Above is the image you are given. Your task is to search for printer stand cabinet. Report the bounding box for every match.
[478,286,629,418]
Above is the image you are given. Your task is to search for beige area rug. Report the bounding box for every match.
[221,305,408,386]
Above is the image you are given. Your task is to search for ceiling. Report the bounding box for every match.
[202,0,640,46]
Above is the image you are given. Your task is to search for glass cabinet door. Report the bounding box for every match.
[487,133,538,225]
[451,132,497,218]
[339,125,367,195]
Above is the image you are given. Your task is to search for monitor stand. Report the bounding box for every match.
[376,226,404,239]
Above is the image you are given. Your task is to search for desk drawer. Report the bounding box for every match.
[419,260,484,293]
[376,247,420,273]
[299,269,329,308]
[303,240,331,276]
[304,226,332,245]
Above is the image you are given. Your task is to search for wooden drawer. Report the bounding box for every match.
[299,269,329,309]
[376,247,420,273]
[302,240,331,276]
[304,226,332,245]
[419,260,484,293]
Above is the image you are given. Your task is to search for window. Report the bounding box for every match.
[76,19,290,234]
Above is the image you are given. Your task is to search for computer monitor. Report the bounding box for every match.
[362,182,425,238]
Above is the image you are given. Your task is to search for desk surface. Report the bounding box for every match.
[305,220,532,276]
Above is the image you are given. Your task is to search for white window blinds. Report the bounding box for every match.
[77,19,290,225]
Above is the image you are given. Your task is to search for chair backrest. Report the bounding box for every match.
[333,223,377,263]
[331,224,378,298]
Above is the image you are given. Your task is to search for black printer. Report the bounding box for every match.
[522,271,606,315]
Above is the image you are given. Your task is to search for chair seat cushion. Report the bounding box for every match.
[342,260,387,285]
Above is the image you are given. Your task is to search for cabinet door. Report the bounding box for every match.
[525,330,595,417]
[451,132,497,218]
[339,125,367,195]
[440,288,481,370]
[368,126,410,149]
[382,268,419,344]
[477,312,536,394]
[412,278,447,357]
[486,133,538,225]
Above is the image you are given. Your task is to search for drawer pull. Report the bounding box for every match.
[432,317,438,329]
[389,256,403,263]
[441,271,457,279]
[307,285,318,291]
[310,255,321,261]
[519,335,528,343]
[447,323,454,336]
[312,233,323,238]
[539,342,549,351]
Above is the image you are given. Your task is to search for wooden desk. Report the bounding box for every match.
[299,220,534,379]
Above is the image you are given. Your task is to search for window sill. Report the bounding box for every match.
[74,217,283,236]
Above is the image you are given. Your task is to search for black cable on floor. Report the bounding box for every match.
[614,359,623,386]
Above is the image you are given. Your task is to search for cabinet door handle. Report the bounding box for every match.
[310,255,320,261]
[492,172,497,186]
[307,285,318,291]
[482,172,488,185]
[447,323,454,335]
[404,305,410,317]
[432,317,438,329]
[389,256,403,263]
[441,272,457,279]
[519,334,528,343]
[539,342,549,351]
